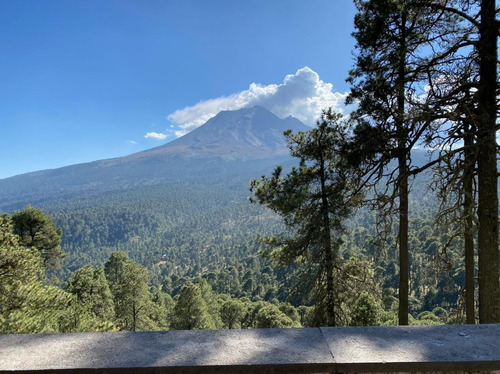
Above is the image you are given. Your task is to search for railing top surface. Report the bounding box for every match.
[0,324,499,373]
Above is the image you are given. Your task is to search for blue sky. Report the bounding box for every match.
[0,0,357,179]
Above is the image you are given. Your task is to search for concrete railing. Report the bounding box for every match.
[0,324,499,373]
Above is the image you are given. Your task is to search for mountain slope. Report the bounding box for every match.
[0,106,309,211]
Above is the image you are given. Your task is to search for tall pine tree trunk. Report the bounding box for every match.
[477,0,500,323]
[463,121,475,324]
[398,157,409,325]
[397,10,409,326]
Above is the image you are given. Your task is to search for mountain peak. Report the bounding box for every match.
[220,104,265,113]
[134,106,309,161]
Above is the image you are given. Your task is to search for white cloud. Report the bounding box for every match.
[144,131,168,140]
[168,67,350,137]
[127,140,138,145]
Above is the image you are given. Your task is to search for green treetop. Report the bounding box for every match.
[11,205,65,269]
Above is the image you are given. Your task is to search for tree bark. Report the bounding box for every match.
[476,0,500,324]
[463,122,476,324]
[397,9,409,326]
[398,159,409,325]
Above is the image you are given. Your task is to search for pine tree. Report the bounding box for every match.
[11,205,65,269]
[255,304,296,328]
[197,278,223,329]
[171,281,214,330]
[65,264,114,330]
[0,214,70,333]
[347,0,456,325]
[220,299,245,329]
[473,0,500,324]
[150,289,174,330]
[421,0,499,323]
[104,251,156,331]
[251,110,362,326]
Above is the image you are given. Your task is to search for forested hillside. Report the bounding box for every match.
[0,186,464,334]
[47,172,284,278]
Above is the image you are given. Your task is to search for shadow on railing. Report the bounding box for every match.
[0,324,499,373]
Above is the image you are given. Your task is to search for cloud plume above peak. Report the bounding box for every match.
[168,67,349,137]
